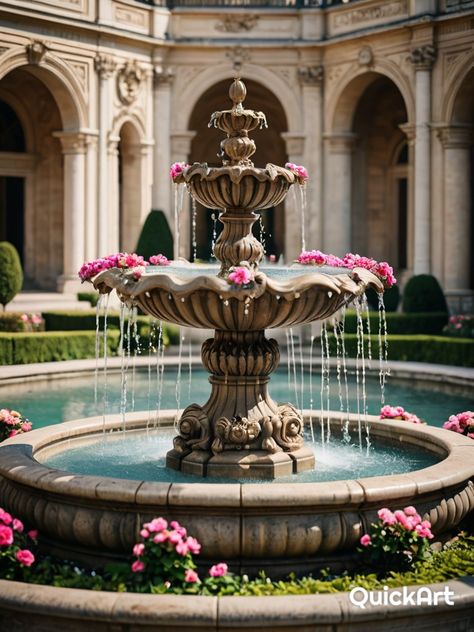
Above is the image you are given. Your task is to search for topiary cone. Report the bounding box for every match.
[0,241,23,311]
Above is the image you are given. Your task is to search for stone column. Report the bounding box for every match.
[54,132,86,293]
[94,54,116,255]
[298,65,324,250]
[399,123,416,280]
[170,131,196,259]
[437,125,472,290]
[152,65,174,222]
[84,134,98,262]
[107,136,120,253]
[323,133,357,256]
[410,45,436,275]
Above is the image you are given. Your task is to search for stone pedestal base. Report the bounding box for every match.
[166,446,315,480]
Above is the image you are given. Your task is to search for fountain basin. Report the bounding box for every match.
[1,412,473,575]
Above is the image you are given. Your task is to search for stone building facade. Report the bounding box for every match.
[0,0,472,309]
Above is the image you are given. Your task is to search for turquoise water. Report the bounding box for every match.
[1,367,472,429]
[44,428,439,484]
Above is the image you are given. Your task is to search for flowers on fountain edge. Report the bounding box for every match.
[0,409,33,442]
[380,405,424,425]
[296,250,396,288]
[170,162,190,180]
[285,162,309,183]
[78,252,170,282]
[358,506,433,571]
[227,265,254,287]
[442,411,474,438]
[0,507,37,576]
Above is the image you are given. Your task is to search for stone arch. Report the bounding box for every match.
[0,45,86,130]
[110,110,148,143]
[441,53,474,124]
[175,64,301,134]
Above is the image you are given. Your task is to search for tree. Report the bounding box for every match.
[0,242,23,311]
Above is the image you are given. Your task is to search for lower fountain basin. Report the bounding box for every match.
[1,412,473,575]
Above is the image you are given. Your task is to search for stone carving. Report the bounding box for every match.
[410,45,437,69]
[225,46,251,73]
[213,416,262,453]
[358,46,374,67]
[153,65,174,88]
[173,404,211,453]
[26,40,48,65]
[70,62,88,93]
[298,65,324,85]
[216,15,259,33]
[331,1,408,33]
[117,61,144,105]
[94,54,116,79]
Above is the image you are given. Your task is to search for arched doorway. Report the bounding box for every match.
[188,79,288,261]
[118,122,142,253]
[0,65,73,289]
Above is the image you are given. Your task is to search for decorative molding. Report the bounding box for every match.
[69,62,88,93]
[329,1,408,35]
[52,131,87,154]
[410,45,437,70]
[153,65,174,89]
[326,64,347,85]
[435,124,473,148]
[26,40,48,65]
[215,15,259,34]
[358,46,374,67]
[444,49,472,78]
[117,61,144,105]
[323,132,358,153]
[298,65,324,86]
[399,123,416,146]
[225,47,251,74]
[94,54,116,80]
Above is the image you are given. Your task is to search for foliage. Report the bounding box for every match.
[366,285,400,312]
[0,330,121,365]
[357,507,433,574]
[0,507,37,581]
[135,210,174,261]
[77,291,100,307]
[0,242,23,310]
[402,274,448,314]
[0,408,32,442]
[0,312,43,333]
[343,310,448,335]
[327,333,474,367]
[443,314,474,339]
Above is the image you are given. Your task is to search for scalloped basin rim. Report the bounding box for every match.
[177,162,298,184]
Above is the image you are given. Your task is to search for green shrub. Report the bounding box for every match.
[136,209,173,260]
[0,312,28,332]
[0,242,23,310]
[366,285,400,312]
[343,311,448,336]
[328,334,474,367]
[0,330,120,365]
[77,291,100,307]
[402,274,448,314]
[443,315,474,339]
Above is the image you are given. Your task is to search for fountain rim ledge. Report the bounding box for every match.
[1,410,473,507]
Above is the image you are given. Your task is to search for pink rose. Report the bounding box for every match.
[140,529,150,539]
[175,540,189,556]
[27,530,38,540]
[146,517,168,533]
[20,314,29,322]
[360,534,372,547]
[209,563,228,577]
[0,525,13,546]
[20,422,32,432]
[13,518,24,533]
[170,520,187,538]
[170,162,189,179]
[228,266,252,286]
[184,568,199,583]
[0,509,12,525]
[15,549,35,567]
[377,508,397,526]
[131,560,145,573]
[169,530,182,545]
[394,510,411,530]
[149,254,170,266]
[133,543,145,557]
[185,536,201,555]
[153,531,169,544]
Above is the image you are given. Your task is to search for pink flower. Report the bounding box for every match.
[170,520,187,538]
[31,314,42,325]
[175,540,189,556]
[297,250,326,266]
[131,560,145,573]
[360,534,372,547]
[0,509,12,525]
[377,508,397,526]
[133,543,145,557]
[169,530,182,545]
[185,536,201,555]
[403,506,417,516]
[184,568,199,583]
[20,422,32,432]
[9,430,18,438]
[12,518,24,533]
[132,267,144,280]
[394,510,411,530]
[20,314,29,322]
[149,254,170,266]
[209,563,228,577]
[153,531,169,544]
[170,162,189,180]
[15,549,35,567]
[146,517,168,533]
[228,266,252,286]
[415,520,433,539]
[140,529,150,539]
[285,162,309,182]
[0,525,13,546]
[27,530,38,540]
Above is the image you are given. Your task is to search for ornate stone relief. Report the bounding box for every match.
[153,65,174,89]
[225,46,251,73]
[26,40,48,65]
[117,61,144,105]
[298,65,324,85]
[69,62,88,93]
[444,49,472,78]
[215,15,259,33]
[94,54,116,80]
[358,46,374,67]
[410,45,437,70]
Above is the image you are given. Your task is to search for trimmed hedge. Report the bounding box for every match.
[402,274,448,313]
[42,310,148,332]
[77,292,100,307]
[136,209,173,260]
[0,241,23,309]
[0,331,121,365]
[343,311,449,336]
[0,312,28,332]
[328,334,474,367]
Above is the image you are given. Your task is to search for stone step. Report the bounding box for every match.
[5,292,91,313]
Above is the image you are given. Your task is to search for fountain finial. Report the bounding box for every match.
[229,78,246,113]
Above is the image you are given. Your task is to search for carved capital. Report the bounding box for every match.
[410,45,437,70]
[153,65,174,89]
[94,54,116,80]
[399,123,416,146]
[53,131,87,154]
[324,132,358,153]
[436,124,473,149]
[26,40,48,65]
[298,65,324,86]
[117,61,144,105]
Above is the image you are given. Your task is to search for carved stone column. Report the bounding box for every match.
[410,45,436,275]
[323,133,357,256]
[153,64,174,222]
[299,65,324,251]
[95,54,116,255]
[54,132,87,292]
[437,125,473,290]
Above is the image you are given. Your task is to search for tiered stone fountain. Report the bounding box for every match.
[94,78,382,479]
